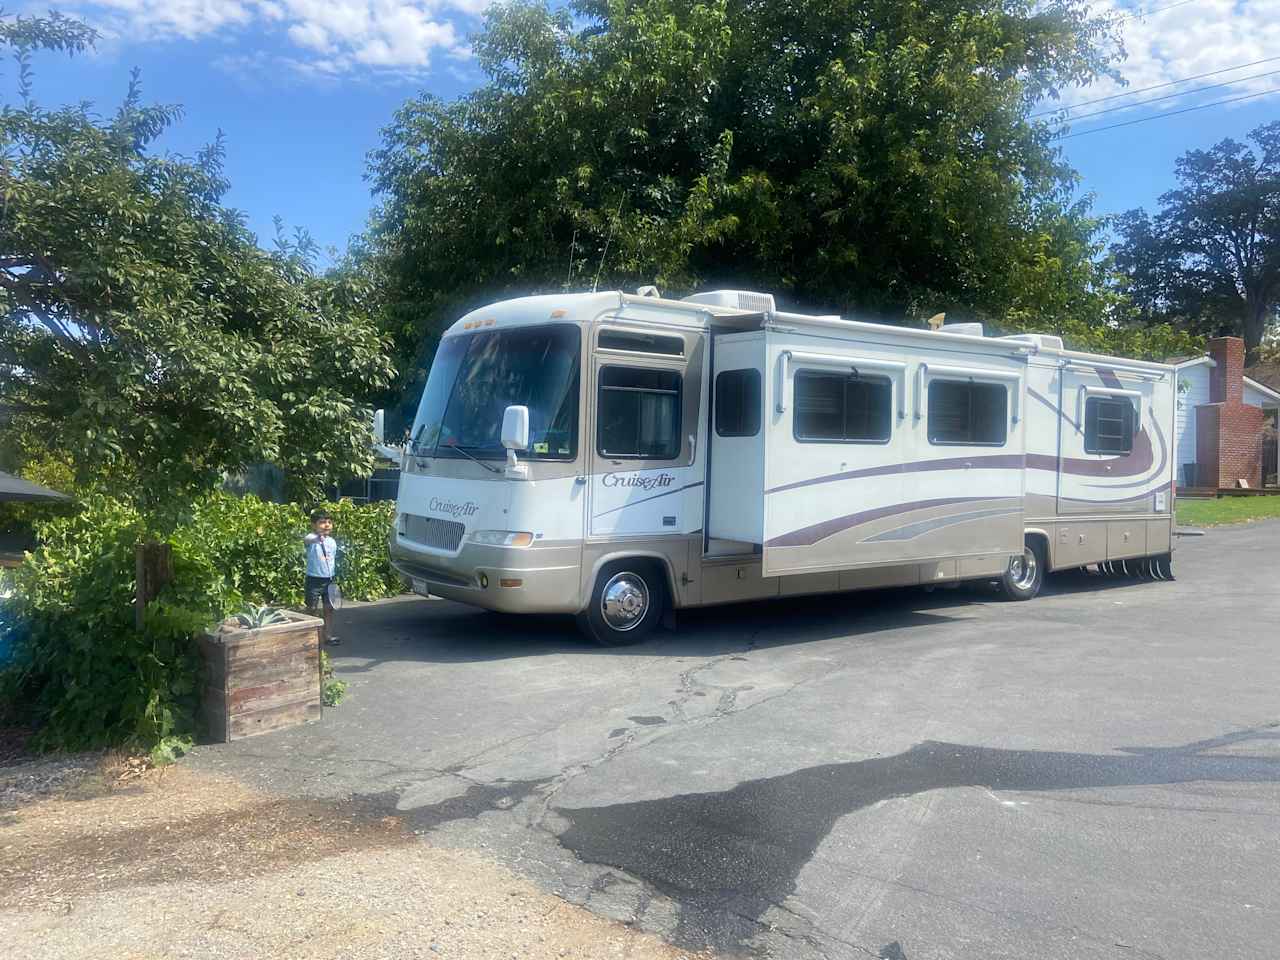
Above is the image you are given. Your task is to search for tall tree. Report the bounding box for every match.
[1113,121,1280,362]
[364,0,1126,397]
[0,13,394,508]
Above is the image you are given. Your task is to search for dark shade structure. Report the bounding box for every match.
[0,470,71,503]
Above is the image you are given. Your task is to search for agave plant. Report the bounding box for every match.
[232,604,292,629]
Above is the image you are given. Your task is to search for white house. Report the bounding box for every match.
[1174,337,1280,489]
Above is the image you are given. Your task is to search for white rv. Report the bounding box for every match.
[388,290,1176,645]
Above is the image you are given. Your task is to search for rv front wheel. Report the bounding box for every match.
[1000,537,1046,601]
[578,561,666,646]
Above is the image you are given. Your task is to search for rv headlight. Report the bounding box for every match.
[470,530,534,548]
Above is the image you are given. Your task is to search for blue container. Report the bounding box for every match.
[0,601,18,666]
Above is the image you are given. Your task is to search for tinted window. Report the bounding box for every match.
[414,325,580,460]
[1085,396,1135,454]
[927,380,1007,445]
[715,369,761,437]
[598,367,682,459]
[599,329,685,356]
[794,371,892,442]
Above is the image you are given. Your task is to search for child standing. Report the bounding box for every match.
[304,509,339,645]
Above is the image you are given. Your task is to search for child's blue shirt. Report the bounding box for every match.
[304,534,337,578]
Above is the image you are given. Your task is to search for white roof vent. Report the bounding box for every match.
[1001,333,1064,351]
[682,289,776,314]
[940,322,985,337]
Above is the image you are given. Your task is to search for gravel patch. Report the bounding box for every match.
[0,765,709,960]
[0,750,105,810]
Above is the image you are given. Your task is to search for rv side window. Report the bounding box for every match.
[927,380,1007,445]
[1084,397,1135,455]
[715,369,761,437]
[599,329,685,356]
[793,370,892,443]
[597,366,682,459]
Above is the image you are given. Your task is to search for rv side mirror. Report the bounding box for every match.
[501,405,530,451]
[372,408,385,445]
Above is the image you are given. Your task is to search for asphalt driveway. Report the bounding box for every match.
[192,522,1280,960]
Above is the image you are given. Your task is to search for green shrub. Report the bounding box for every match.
[1,490,397,757]
[1,496,230,759]
[174,493,309,606]
[326,498,400,602]
[172,492,399,606]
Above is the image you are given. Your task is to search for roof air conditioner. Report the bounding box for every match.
[940,322,985,337]
[1001,333,1065,350]
[682,290,776,314]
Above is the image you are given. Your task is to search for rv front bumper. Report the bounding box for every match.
[389,536,584,614]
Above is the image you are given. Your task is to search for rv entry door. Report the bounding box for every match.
[586,325,705,539]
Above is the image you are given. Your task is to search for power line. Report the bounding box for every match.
[1032,54,1280,117]
[1057,67,1280,124]
[1115,0,1199,24]
[1054,85,1280,139]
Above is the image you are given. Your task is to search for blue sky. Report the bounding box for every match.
[13,0,1280,262]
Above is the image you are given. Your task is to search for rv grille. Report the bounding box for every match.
[404,515,466,552]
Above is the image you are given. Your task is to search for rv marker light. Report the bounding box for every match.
[471,530,534,547]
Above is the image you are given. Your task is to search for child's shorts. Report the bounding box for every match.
[305,576,334,611]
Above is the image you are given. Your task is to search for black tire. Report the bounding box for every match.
[999,536,1047,601]
[577,560,667,646]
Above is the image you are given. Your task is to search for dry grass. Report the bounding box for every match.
[0,763,707,960]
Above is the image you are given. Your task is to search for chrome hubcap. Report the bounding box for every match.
[1010,548,1038,590]
[601,572,649,631]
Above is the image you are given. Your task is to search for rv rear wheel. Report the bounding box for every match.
[999,537,1046,601]
[578,560,667,647]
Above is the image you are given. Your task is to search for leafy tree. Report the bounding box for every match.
[364,0,1127,396]
[1112,121,1280,363]
[0,12,394,511]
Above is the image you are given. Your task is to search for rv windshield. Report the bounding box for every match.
[411,324,580,461]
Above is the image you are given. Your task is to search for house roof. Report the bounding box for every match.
[1170,355,1216,369]
[1243,374,1280,404]
[0,471,72,503]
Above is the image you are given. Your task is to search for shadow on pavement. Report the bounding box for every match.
[548,723,1280,953]
[333,566,1173,670]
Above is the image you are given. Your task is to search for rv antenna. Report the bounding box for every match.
[926,312,946,330]
[566,227,578,289]
[592,195,625,293]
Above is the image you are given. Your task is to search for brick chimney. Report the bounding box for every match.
[1195,336,1264,488]
[1206,336,1245,404]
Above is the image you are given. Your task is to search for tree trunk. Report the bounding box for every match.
[135,541,174,631]
[1243,296,1268,367]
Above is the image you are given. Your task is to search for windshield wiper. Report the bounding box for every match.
[443,443,502,474]
[409,423,430,456]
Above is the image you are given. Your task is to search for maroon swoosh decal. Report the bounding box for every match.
[767,388,1158,497]
[766,455,1025,496]
[767,496,1012,548]
[1028,387,1075,428]
[1032,428,1155,478]
[592,481,705,518]
[1094,366,1125,389]
[1084,413,1168,489]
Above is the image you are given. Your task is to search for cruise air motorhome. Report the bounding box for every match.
[387,289,1176,645]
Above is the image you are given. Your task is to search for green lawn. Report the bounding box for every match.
[1175,496,1280,527]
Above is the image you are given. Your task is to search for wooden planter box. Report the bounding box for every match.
[198,610,323,742]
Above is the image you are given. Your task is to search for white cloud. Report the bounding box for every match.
[68,0,486,75]
[1046,0,1280,122]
